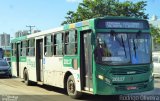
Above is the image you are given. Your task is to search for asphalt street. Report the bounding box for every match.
[0,77,159,101]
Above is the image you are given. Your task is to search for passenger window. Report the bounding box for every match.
[44,35,53,57]
[64,30,77,55]
[21,40,27,56]
[28,39,35,56]
[12,43,16,56]
[54,33,63,56]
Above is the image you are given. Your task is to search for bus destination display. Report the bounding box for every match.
[97,20,148,29]
[106,21,142,29]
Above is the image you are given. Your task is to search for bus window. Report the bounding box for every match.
[54,33,63,56]
[21,40,27,56]
[128,34,151,64]
[12,43,16,56]
[44,35,53,57]
[64,30,77,55]
[28,39,35,56]
[95,32,151,65]
[64,32,69,54]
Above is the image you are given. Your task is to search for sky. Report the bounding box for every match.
[0,0,159,37]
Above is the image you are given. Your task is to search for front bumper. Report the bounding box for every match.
[96,76,154,95]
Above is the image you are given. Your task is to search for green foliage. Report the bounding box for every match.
[62,0,148,25]
[150,24,160,44]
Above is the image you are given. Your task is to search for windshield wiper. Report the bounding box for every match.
[133,39,137,57]
[133,30,141,57]
[121,35,127,57]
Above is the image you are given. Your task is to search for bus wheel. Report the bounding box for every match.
[67,75,82,99]
[24,69,31,86]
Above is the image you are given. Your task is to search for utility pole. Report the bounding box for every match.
[26,25,35,34]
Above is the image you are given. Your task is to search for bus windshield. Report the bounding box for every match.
[94,32,151,65]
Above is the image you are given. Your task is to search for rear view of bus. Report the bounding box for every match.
[93,17,153,95]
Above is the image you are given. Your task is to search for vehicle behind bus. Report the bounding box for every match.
[0,48,4,59]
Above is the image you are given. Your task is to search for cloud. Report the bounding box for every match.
[66,0,82,3]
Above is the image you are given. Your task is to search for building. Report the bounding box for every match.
[32,30,41,33]
[0,33,10,46]
[15,30,41,38]
[15,30,29,38]
[0,33,11,57]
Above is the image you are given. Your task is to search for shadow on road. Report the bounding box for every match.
[32,84,119,101]
[80,95,119,101]
[0,76,14,79]
[37,84,67,95]
[14,77,159,101]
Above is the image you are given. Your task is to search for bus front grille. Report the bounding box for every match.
[115,83,147,91]
[110,66,150,75]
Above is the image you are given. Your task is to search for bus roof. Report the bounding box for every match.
[11,16,147,43]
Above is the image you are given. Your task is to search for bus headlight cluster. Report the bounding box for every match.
[97,74,111,85]
[98,74,104,80]
[105,77,111,85]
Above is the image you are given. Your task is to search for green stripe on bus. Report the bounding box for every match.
[11,57,16,62]
[20,56,27,62]
[11,36,27,43]
[11,56,26,62]
[63,56,79,67]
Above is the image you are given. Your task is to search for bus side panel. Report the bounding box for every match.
[43,57,64,88]
[19,56,27,78]
[11,56,18,77]
[63,56,81,91]
[11,62,17,77]
[71,68,81,91]
[27,57,37,82]
[19,62,27,78]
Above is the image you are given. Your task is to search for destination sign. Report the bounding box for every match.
[96,20,149,29]
[106,22,142,28]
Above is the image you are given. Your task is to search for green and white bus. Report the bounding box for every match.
[11,16,154,98]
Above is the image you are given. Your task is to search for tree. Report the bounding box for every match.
[62,0,148,25]
[150,24,160,44]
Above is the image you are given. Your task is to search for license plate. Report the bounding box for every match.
[127,86,137,90]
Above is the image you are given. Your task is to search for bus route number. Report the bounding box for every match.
[112,77,125,82]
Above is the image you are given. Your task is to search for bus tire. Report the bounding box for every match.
[24,69,31,86]
[67,75,82,99]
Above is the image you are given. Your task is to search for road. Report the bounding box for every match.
[0,77,159,101]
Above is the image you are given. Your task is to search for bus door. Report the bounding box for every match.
[16,43,21,77]
[80,30,93,92]
[36,39,44,82]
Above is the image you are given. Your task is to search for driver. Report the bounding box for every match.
[94,39,111,62]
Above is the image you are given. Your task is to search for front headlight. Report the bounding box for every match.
[97,74,111,85]
[97,74,104,80]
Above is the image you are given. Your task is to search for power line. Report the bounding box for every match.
[26,25,35,34]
